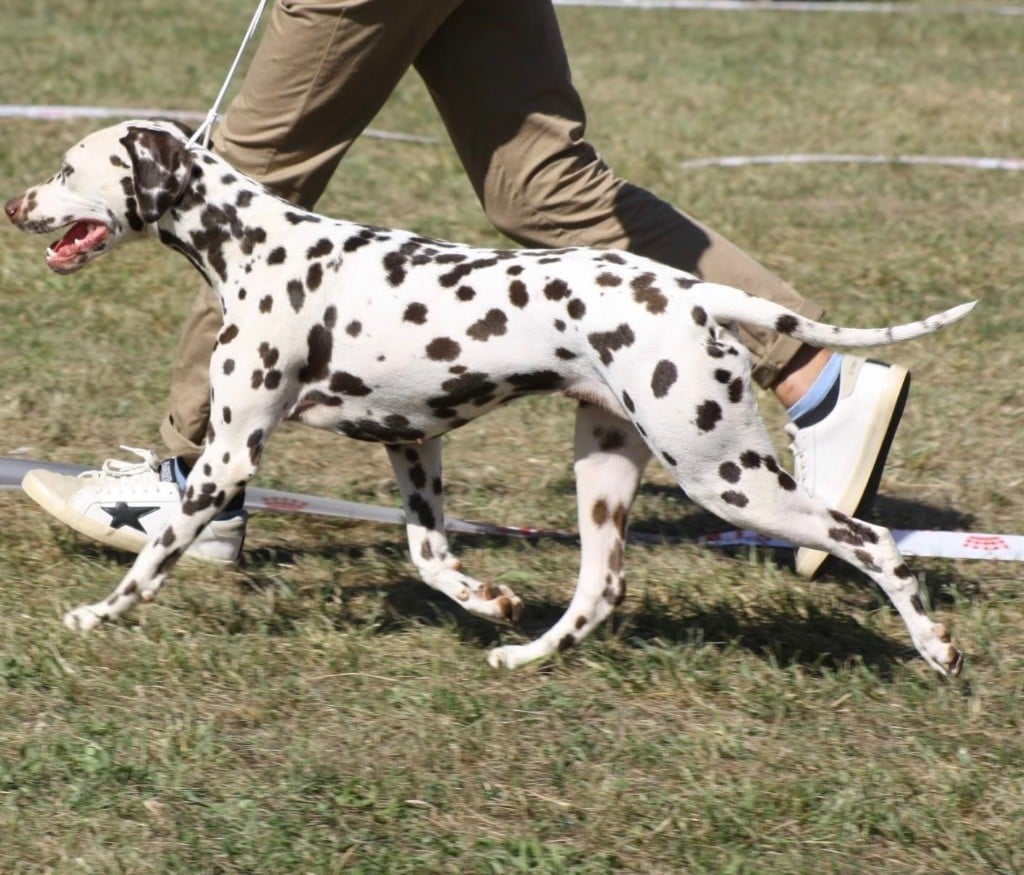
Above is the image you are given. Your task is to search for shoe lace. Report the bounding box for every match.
[78,445,163,489]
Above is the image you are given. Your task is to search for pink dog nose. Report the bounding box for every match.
[4,196,22,222]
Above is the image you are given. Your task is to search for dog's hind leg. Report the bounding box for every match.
[488,404,651,669]
[387,440,523,624]
[640,379,963,677]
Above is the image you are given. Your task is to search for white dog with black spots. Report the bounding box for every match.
[5,121,973,676]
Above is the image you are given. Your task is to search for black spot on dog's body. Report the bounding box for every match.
[427,371,498,416]
[467,309,508,341]
[298,324,332,383]
[544,279,570,301]
[383,251,406,286]
[440,257,499,288]
[509,280,529,308]
[696,400,722,432]
[650,360,678,398]
[567,299,586,319]
[426,337,461,361]
[588,323,635,366]
[329,372,372,396]
[267,246,286,265]
[721,490,749,507]
[404,303,428,324]
[285,211,321,225]
[719,462,741,483]
[632,272,668,314]
[287,279,305,313]
[307,262,323,291]
[307,238,333,259]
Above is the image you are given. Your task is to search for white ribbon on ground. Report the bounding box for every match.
[2,457,1021,560]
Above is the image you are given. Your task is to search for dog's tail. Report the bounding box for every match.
[700,283,977,348]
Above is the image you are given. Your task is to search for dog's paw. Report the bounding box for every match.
[463,582,524,626]
[487,642,543,670]
[64,605,104,632]
[913,624,964,678]
[487,645,514,669]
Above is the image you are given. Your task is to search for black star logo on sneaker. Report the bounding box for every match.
[102,502,160,533]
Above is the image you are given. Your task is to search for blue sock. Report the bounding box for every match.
[172,457,246,517]
[786,353,842,427]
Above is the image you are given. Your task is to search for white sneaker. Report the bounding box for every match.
[786,357,910,579]
[21,447,246,563]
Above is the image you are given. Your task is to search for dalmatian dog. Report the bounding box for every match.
[5,120,973,677]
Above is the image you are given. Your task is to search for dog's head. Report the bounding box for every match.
[4,120,196,274]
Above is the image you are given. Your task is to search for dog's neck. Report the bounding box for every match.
[152,150,309,292]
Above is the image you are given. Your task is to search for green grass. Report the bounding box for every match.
[2,1,1023,871]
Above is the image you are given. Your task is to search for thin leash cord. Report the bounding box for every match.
[187,0,271,148]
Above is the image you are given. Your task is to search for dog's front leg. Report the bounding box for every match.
[63,418,268,632]
[387,440,522,624]
[489,404,652,669]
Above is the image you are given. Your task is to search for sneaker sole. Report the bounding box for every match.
[794,365,911,580]
[21,469,239,564]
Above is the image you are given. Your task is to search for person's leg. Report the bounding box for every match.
[416,0,909,579]
[163,0,463,460]
[415,0,822,391]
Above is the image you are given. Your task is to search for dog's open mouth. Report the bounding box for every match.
[45,220,111,273]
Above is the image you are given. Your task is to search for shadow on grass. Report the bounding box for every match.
[62,489,972,681]
[233,537,928,682]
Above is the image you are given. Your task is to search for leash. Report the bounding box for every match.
[187,0,271,148]
[3,457,1023,561]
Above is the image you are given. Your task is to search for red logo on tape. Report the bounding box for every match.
[962,534,1010,552]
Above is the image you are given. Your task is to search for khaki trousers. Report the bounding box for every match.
[161,0,824,460]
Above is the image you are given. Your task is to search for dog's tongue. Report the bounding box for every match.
[52,221,105,255]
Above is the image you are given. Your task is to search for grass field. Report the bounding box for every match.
[1,1,1023,872]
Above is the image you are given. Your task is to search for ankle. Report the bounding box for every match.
[171,456,246,514]
[772,346,834,409]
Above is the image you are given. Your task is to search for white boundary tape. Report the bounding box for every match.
[680,153,1024,171]
[2,458,1022,561]
[0,104,441,145]
[553,0,1024,14]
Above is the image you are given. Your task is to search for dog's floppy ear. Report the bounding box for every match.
[120,126,196,224]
